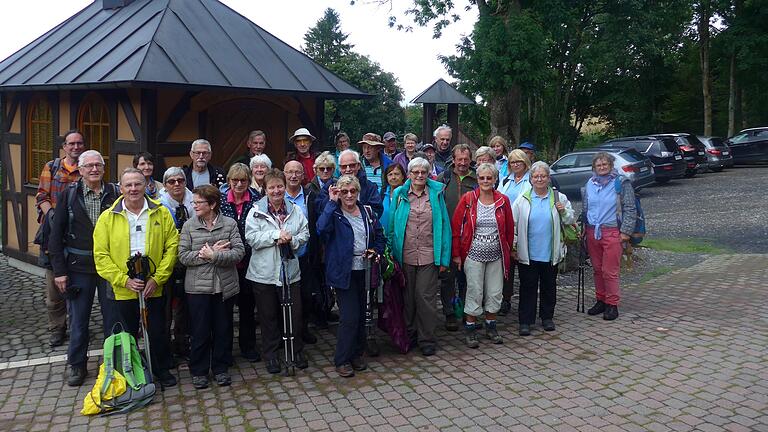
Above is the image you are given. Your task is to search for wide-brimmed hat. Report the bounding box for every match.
[289,128,316,142]
[357,139,385,148]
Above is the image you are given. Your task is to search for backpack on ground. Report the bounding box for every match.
[615,177,646,245]
[81,324,155,416]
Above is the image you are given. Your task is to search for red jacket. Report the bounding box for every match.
[451,189,515,278]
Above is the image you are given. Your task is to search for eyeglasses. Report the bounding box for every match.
[531,175,549,180]
[339,189,358,195]
[316,166,333,172]
[66,141,85,146]
[80,162,104,170]
[191,151,210,157]
[230,178,249,184]
[192,200,209,206]
[340,163,358,170]
[410,170,428,177]
[166,178,185,185]
[284,171,303,177]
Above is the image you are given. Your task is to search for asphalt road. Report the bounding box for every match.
[570,165,768,253]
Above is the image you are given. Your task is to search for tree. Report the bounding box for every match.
[302,9,405,144]
[302,8,353,65]
[696,0,713,136]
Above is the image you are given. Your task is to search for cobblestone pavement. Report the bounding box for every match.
[0,252,766,431]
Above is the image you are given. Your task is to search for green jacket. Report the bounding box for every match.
[387,178,451,267]
[94,196,179,300]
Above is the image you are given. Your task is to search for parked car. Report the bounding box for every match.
[724,127,768,164]
[651,133,708,177]
[697,136,734,171]
[601,136,686,184]
[549,147,655,199]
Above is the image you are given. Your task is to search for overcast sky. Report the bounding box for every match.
[0,0,477,102]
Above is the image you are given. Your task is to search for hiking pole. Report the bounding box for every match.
[127,253,155,381]
[577,222,586,313]
[364,255,375,346]
[278,244,296,377]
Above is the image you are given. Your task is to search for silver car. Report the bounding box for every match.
[550,148,655,200]
[698,136,734,171]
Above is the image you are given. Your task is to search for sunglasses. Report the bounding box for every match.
[316,166,334,172]
[339,189,358,195]
[166,178,186,185]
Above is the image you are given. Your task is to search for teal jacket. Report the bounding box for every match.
[387,178,451,267]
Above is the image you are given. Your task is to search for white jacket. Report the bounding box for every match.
[511,188,575,265]
[244,197,309,286]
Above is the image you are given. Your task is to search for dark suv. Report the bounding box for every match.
[725,127,768,164]
[601,136,686,183]
[651,133,708,177]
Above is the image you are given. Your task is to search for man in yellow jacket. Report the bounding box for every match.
[94,168,179,387]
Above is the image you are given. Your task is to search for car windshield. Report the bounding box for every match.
[619,148,645,162]
[708,137,723,147]
[660,138,679,152]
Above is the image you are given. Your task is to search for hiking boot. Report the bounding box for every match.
[336,363,354,378]
[366,339,380,357]
[155,370,177,388]
[519,323,531,336]
[445,315,459,332]
[587,300,606,316]
[464,324,479,349]
[192,375,209,389]
[351,356,368,371]
[603,305,619,321]
[302,328,318,345]
[485,322,503,344]
[498,300,511,316]
[294,351,309,369]
[241,349,261,363]
[214,372,232,387]
[542,319,556,332]
[266,358,281,374]
[67,365,87,387]
[49,331,66,348]
[420,345,436,357]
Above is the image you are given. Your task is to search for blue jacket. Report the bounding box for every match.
[317,200,385,290]
[315,168,384,220]
[387,178,451,267]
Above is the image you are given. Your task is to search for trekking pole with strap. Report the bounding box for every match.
[127,253,155,381]
[364,256,375,344]
[278,243,296,377]
[577,220,586,313]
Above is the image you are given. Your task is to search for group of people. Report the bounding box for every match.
[35,124,636,387]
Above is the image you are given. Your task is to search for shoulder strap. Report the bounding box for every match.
[50,158,62,177]
[67,182,78,238]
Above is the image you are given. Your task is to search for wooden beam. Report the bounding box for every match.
[118,90,142,147]
[156,91,195,143]
[293,96,317,134]
[141,89,157,156]
[0,127,24,253]
[3,95,18,133]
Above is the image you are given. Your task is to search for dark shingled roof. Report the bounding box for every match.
[0,0,369,99]
[411,78,474,105]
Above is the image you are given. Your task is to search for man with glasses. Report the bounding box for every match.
[284,161,320,344]
[437,144,477,331]
[48,150,119,386]
[285,128,319,185]
[159,167,194,360]
[35,129,86,347]
[316,149,383,219]
[184,139,226,190]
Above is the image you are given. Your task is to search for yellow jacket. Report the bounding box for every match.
[94,196,179,300]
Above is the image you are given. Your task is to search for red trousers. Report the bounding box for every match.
[586,226,622,306]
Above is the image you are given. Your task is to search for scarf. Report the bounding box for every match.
[589,169,619,188]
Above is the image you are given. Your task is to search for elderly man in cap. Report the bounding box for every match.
[419,143,443,179]
[383,132,400,159]
[359,133,392,192]
[286,128,319,185]
[518,142,536,163]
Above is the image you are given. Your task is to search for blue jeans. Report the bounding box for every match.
[66,271,115,367]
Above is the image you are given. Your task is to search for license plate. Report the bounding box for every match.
[698,151,705,155]
[722,151,729,155]
[640,167,649,172]
[675,155,682,160]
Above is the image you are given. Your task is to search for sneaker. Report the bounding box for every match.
[464,325,479,349]
[266,358,281,374]
[351,356,368,371]
[241,349,261,362]
[336,363,354,378]
[214,372,232,387]
[192,375,209,389]
[542,319,556,331]
[294,351,309,369]
[155,370,178,388]
[603,305,619,321]
[445,315,459,332]
[587,300,606,316]
[67,365,87,387]
[498,300,511,316]
[519,323,531,336]
[420,345,436,357]
[49,331,66,348]
[485,322,503,344]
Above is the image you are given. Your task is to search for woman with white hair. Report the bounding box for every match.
[451,162,514,348]
[511,161,574,336]
[474,146,497,166]
[309,151,336,195]
[249,154,272,199]
[387,157,451,357]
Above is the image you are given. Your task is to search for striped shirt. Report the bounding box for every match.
[82,180,104,226]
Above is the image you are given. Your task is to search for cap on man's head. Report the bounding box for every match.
[383,132,397,142]
[420,142,436,152]
[289,128,316,142]
[518,142,535,151]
